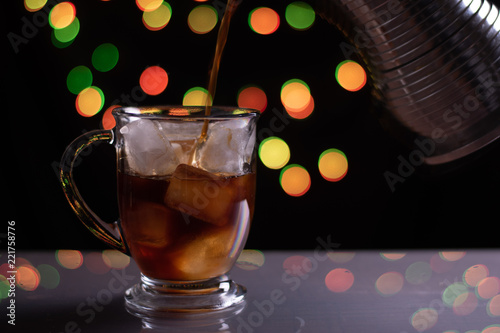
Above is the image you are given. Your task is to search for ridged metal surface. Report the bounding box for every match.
[315,0,500,164]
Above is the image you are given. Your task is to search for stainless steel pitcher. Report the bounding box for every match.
[315,0,500,165]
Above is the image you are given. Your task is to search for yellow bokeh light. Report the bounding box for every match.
[56,249,83,269]
[49,2,76,29]
[280,164,311,197]
[236,250,265,270]
[102,250,130,269]
[281,79,311,111]
[183,87,212,106]
[76,86,104,117]
[376,271,404,296]
[281,79,314,119]
[258,137,290,170]
[142,2,172,31]
[188,5,218,34]
[440,251,466,262]
[335,60,367,92]
[318,149,348,182]
[25,0,47,12]
[411,308,438,331]
[136,0,163,12]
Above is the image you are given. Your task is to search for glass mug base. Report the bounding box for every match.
[124,274,246,316]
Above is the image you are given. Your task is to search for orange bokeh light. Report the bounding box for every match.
[237,86,267,112]
[140,66,169,96]
[249,7,280,35]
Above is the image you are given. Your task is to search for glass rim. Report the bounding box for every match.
[112,105,260,119]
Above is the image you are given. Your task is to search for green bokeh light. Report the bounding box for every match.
[67,65,93,95]
[53,16,80,43]
[37,264,61,289]
[285,1,315,31]
[92,43,119,72]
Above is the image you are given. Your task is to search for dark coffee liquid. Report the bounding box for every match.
[118,170,255,281]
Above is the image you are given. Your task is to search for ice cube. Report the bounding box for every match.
[123,202,175,248]
[196,118,255,175]
[120,119,179,176]
[164,164,236,226]
[172,227,234,279]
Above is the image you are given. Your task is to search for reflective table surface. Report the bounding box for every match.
[2,249,500,332]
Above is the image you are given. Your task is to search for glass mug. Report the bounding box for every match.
[59,106,259,315]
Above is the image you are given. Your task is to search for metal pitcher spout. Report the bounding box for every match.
[315,0,500,165]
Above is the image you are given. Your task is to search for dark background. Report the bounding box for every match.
[4,0,500,252]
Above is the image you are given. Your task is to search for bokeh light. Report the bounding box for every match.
[183,87,212,106]
[140,65,169,95]
[483,325,500,333]
[56,249,83,269]
[325,268,354,293]
[76,86,105,117]
[464,264,490,287]
[327,252,356,263]
[477,277,500,300]
[143,2,172,31]
[487,294,500,317]
[49,2,76,29]
[380,252,407,261]
[440,251,466,262]
[283,255,313,277]
[102,249,130,269]
[286,96,314,119]
[16,265,40,291]
[25,0,48,12]
[443,282,469,307]
[236,249,265,270]
[102,105,119,130]
[237,85,267,112]
[258,136,290,169]
[92,43,119,72]
[0,274,9,300]
[136,0,163,12]
[375,271,404,296]
[37,264,60,289]
[53,16,79,44]
[335,60,367,92]
[85,252,111,275]
[248,7,280,35]
[453,291,478,316]
[51,31,75,49]
[411,308,438,332]
[318,149,348,182]
[67,65,93,95]
[280,164,311,197]
[405,261,432,285]
[285,1,315,31]
[188,5,218,34]
[281,79,312,118]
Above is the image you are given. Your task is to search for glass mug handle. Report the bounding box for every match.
[59,129,129,255]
